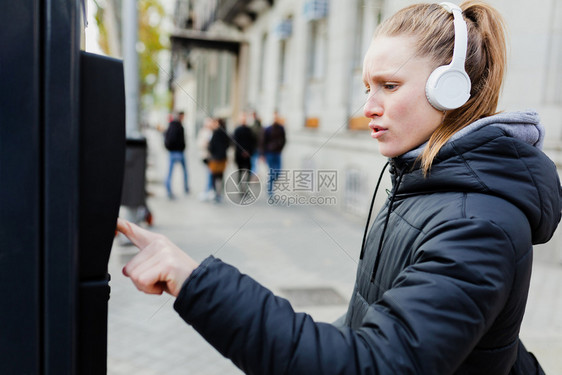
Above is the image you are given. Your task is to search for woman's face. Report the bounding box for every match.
[363,35,443,158]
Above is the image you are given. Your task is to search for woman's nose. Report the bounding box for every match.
[363,92,383,118]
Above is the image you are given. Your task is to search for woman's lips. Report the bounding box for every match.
[369,123,388,139]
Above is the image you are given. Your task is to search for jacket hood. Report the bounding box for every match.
[394,111,562,245]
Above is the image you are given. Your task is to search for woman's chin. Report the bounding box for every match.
[377,146,400,159]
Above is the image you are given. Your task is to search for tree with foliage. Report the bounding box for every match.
[94,0,169,111]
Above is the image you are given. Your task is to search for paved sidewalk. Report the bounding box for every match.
[107,128,562,374]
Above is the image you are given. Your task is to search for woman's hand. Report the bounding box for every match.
[117,218,200,297]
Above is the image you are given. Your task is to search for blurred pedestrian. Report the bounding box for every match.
[207,118,230,203]
[262,111,286,196]
[232,112,257,186]
[249,110,263,175]
[197,117,217,201]
[117,2,560,374]
[164,111,189,199]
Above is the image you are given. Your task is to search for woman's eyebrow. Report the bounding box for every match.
[364,72,401,84]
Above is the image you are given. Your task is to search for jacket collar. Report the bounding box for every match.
[390,123,560,245]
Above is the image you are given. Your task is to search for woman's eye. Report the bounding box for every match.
[364,88,371,95]
[384,83,398,90]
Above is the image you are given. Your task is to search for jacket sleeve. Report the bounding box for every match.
[173,218,516,375]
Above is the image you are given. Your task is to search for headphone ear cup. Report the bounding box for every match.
[425,65,471,111]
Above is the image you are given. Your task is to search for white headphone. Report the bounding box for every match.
[425,2,471,111]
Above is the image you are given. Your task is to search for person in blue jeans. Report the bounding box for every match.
[264,153,281,195]
[164,111,189,199]
[262,111,286,196]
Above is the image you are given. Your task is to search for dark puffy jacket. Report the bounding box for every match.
[164,120,186,151]
[208,128,230,160]
[233,125,257,163]
[263,123,286,153]
[174,123,561,374]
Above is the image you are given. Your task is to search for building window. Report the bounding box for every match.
[348,0,385,131]
[307,19,327,80]
[344,168,368,215]
[259,33,268,92]
[221,52,233,108]
[303,0,329,21]
[275,17,293,40]
[279,39,288,85]
[276,17,292,87]
[354,0,385,69]
[353,0,366,69]
[543,2,562,106]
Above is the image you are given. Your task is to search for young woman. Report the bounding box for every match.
[117,1,561,374]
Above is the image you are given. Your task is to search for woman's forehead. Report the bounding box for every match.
[362,36,429,80]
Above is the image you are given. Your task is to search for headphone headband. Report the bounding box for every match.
[440,1,461,13]
[440,2,468,70]
[425,2,472,111]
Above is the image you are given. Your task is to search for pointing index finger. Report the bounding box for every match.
[117,218,157,250]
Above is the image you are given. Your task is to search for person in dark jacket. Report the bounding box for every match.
[117,2,561,374]
[232,113,257,185]
[263,111,286,196]
[164,111,189,199]
[207,118,230,203]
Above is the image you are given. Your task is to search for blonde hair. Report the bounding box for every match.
[375,1,507,175]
